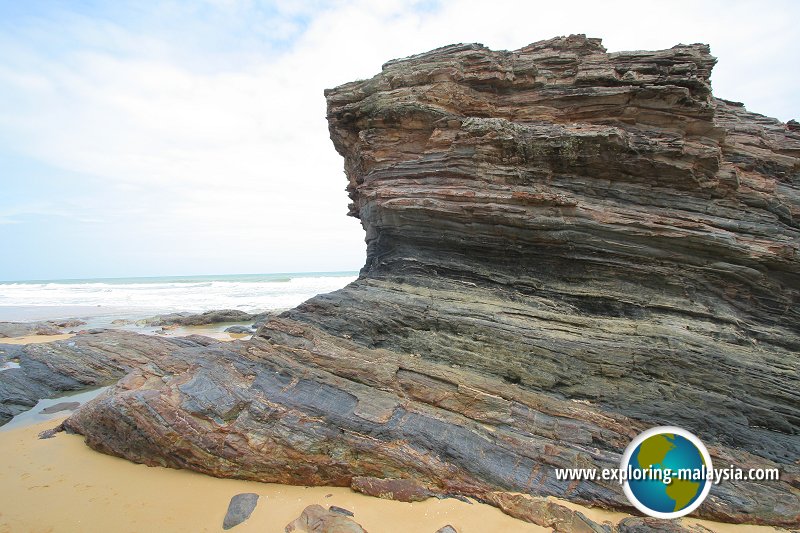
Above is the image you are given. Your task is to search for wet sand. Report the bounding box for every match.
[0,333,74,345]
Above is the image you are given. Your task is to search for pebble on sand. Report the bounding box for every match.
[222,493,259,530]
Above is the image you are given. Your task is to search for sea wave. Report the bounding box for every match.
[0,273,358,313]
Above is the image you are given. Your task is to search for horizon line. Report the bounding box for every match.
[0,269,361,284]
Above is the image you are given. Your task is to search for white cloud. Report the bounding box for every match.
[0,0,797,278]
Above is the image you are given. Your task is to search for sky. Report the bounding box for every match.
[0,0,798,281]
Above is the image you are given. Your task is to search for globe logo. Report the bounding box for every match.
[621,426,713,519]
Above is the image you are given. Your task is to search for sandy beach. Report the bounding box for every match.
[0,417,548,533]
[0,334,75,345]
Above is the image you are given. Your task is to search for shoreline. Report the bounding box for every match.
[0,272,359,323]
[0,312,257,344]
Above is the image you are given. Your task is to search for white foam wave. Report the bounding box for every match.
[0,275,357,313]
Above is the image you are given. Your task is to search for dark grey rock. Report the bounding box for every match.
[140,310,256,327]
[0,343,24,362]
[224,325,253,334]
[40,401,81,414]
[440,494,472,504]
[0,320,84,338]
[0,331,214,427]
[223,493,259,530]
[329,506,354,517]
[435,526,458,533]
[38,424,63,439]
[49,320,86,329]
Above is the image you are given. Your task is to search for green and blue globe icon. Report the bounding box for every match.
[621,426,713,519]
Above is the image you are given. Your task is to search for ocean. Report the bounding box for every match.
[0,272,359,322]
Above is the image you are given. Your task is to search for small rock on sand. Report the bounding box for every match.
[285,505,367,533]
[435,526,458,533]
[38,424,64,439]
[223,493,259,530]
[329,506,354,517]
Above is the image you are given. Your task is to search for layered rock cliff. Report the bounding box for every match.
[62,36,799,528]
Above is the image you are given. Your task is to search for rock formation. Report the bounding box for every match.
[56,35,799,528]
[137,309,271,327]
[0,331,216,424]
[0,319,85,338]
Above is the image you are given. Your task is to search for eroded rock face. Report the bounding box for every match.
[62,36,799,528]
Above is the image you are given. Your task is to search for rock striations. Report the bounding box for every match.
[59,36,798,528]
[0,331,218,425]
